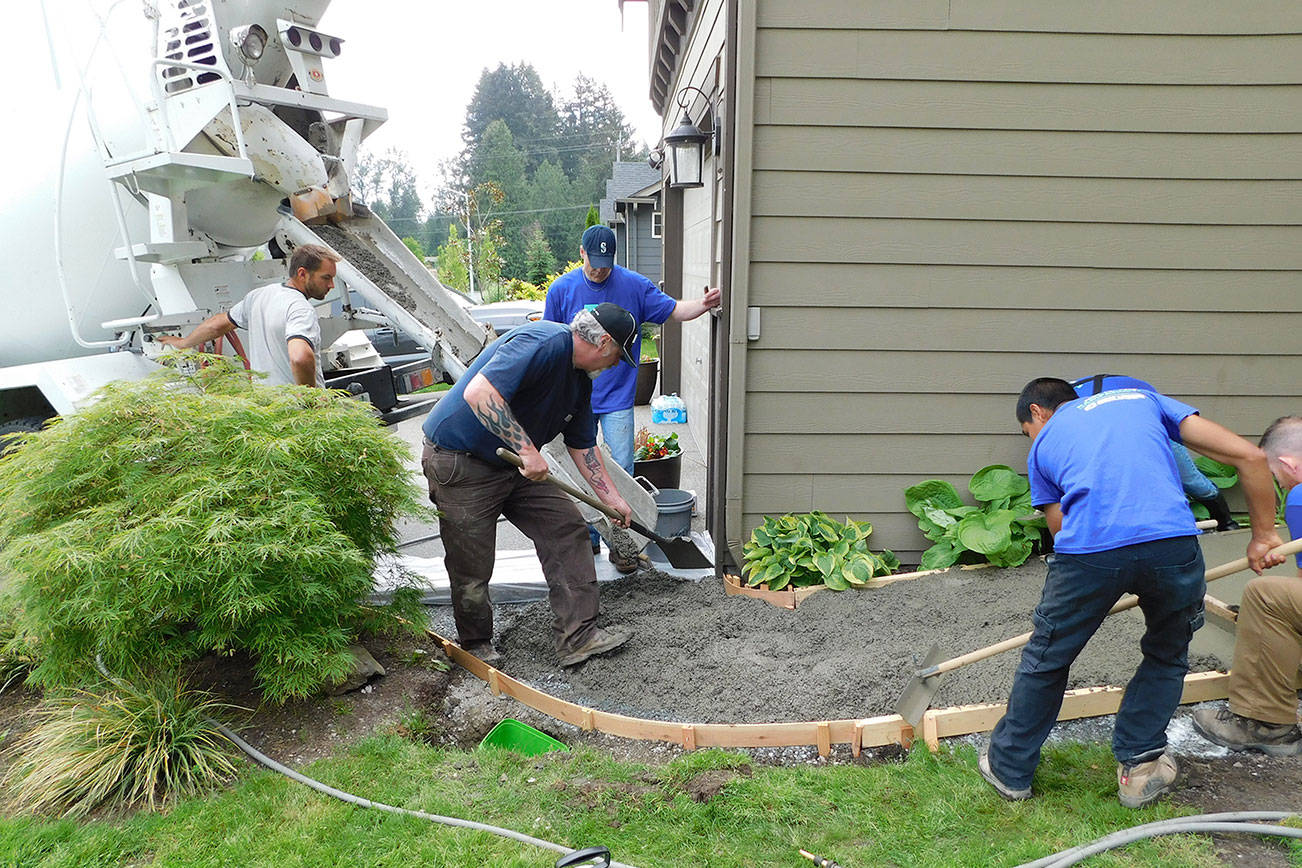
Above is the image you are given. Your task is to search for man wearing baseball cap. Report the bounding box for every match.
[419,305,639,667]
[544,224,721,572]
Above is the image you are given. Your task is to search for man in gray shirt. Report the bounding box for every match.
[159,243,339,386]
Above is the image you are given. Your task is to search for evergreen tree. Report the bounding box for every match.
[585,206,600,229]
[524,224,556,285]
[528,159,577,261]
[474,120,530,280]
[435,225,469,292]
[462,63,558,174]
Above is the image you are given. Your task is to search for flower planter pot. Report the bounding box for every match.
[633,451,681,490]
[634,359,659,406]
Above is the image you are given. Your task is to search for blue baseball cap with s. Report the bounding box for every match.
[581,225,617,268]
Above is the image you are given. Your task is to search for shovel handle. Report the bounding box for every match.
[921,536,1302,678]
[495,447,624,522]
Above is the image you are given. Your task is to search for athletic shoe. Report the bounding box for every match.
[1192,707,1302,757]
[978,745,1031,801]
[1117,753,1179,808]
[558,628,631,667]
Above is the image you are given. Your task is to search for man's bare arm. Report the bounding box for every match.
[287,337,318,386]
[463,373,548,479]
[568,445,631,527]
[1180,414,1285,573]
[157,311,235,350]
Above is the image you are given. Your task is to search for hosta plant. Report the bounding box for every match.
[743,511,899,591]
[905,465,1047,571]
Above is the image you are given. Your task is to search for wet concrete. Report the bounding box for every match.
[484,560,1230,724]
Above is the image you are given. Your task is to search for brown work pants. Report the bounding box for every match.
[1228,574,1302,725]
[421,440,599,653]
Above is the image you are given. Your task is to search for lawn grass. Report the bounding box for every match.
[0,737,1265,867]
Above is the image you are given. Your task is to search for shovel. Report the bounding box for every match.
[495,447,712,570]
[893,537,1302,727]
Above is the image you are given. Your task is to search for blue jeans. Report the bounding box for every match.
[987,536,1205,790]
[1170,441,1219,502]
[588,407,636,549]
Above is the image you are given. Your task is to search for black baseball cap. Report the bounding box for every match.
[581,225,617,268]
[591,302,638,368]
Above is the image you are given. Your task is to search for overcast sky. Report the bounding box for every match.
[319,1,662,198]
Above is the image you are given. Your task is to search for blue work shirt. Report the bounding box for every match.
[1286,486,1302,569]
[1028,389,1200,554]
[421,321,597,466]
[544,265,678,414]
[1071,374,1155,397]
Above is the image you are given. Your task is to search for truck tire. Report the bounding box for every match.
[0,416,45,455]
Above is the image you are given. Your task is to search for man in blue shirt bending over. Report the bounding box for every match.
[979,378,1284,808]
[545,225,721,572]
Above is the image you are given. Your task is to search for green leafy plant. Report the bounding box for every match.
[1193,455,1237,489]
[634,428,680,461]
[742,511,899,591]
[0,356,429,703]
[3,674,240,817]
[904,465,1047,571]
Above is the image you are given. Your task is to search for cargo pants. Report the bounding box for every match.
[1229,574,1302,725]
[422,440,600,653]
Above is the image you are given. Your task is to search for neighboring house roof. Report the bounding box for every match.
[599,162,663,224]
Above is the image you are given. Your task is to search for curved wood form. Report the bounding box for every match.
[722,563,995,610]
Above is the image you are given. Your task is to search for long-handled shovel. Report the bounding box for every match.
[894,537,1302,727]
[495,447,712,569]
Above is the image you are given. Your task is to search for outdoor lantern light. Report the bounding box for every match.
[665,85,715,189]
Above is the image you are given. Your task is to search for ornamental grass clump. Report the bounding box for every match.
[0,355,427,703]
[3,675,240,817]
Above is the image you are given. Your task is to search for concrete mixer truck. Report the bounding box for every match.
[0,0,495,436]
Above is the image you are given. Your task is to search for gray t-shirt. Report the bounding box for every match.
[227,282,323,387]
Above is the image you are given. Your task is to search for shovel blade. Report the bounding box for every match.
[650,535,712,569]
[894,643,947,729]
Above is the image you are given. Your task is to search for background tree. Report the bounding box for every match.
[462,63,558,174]
[584,205,600,229]
[434,225,469,292]
[524,224,556,285]
[353,149,424,234]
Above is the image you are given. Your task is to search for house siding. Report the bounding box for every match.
[739,0,1302,563]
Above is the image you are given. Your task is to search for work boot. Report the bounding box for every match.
[1196,492,1241,531]
[462,642,502,666]
[557,628,631,667]
[1117,753,1179,808]
[978,745,1031,801]
[1192,707,1302,756]
[608,549,640,574]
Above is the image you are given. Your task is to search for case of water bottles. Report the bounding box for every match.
[650,393,687,424]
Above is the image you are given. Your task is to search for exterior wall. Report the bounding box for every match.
[628,205,664,285]
[740,0,1302,563]
[655,0,729,452]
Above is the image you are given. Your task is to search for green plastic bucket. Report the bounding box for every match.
[478,718,569,756]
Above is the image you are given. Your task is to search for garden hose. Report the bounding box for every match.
[1014,811,1302,868]
[214,722,639,868]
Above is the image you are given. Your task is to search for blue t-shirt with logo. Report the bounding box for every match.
[1027,389,1199,554]
[421,321,597,466]
[1285,485,1302,569]
[544,265,678,414]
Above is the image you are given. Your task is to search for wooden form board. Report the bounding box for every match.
[429,629,1229,757]
[722,562,995,609]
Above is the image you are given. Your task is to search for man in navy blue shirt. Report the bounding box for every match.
[980,378,1284,808]
[420,304,638,667]
[545,225,721,571]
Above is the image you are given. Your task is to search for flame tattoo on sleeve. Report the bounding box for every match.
[473,392,530,453]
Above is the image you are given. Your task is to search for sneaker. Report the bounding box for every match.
[558,628,631,667]
[978,745,1031,801]
[1192,707,1302,757]
[1117,753,1179,808]
[608,549,640,574]
[462,642,502,665]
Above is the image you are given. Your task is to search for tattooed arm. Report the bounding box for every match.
[463,373,549,480]
[567,445,632,528]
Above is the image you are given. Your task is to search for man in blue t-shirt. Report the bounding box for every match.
[544,225,721,571]
[420,304,639,668]
[1193,415,1302,756]
[1070,374,1238,530]
[980,378,1284,809]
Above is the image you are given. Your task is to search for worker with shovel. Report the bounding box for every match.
[420,304,638,668]
[1193,415,1302,756]
[979,378,1285,808]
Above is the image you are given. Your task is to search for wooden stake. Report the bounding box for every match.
[817,722,831,757]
